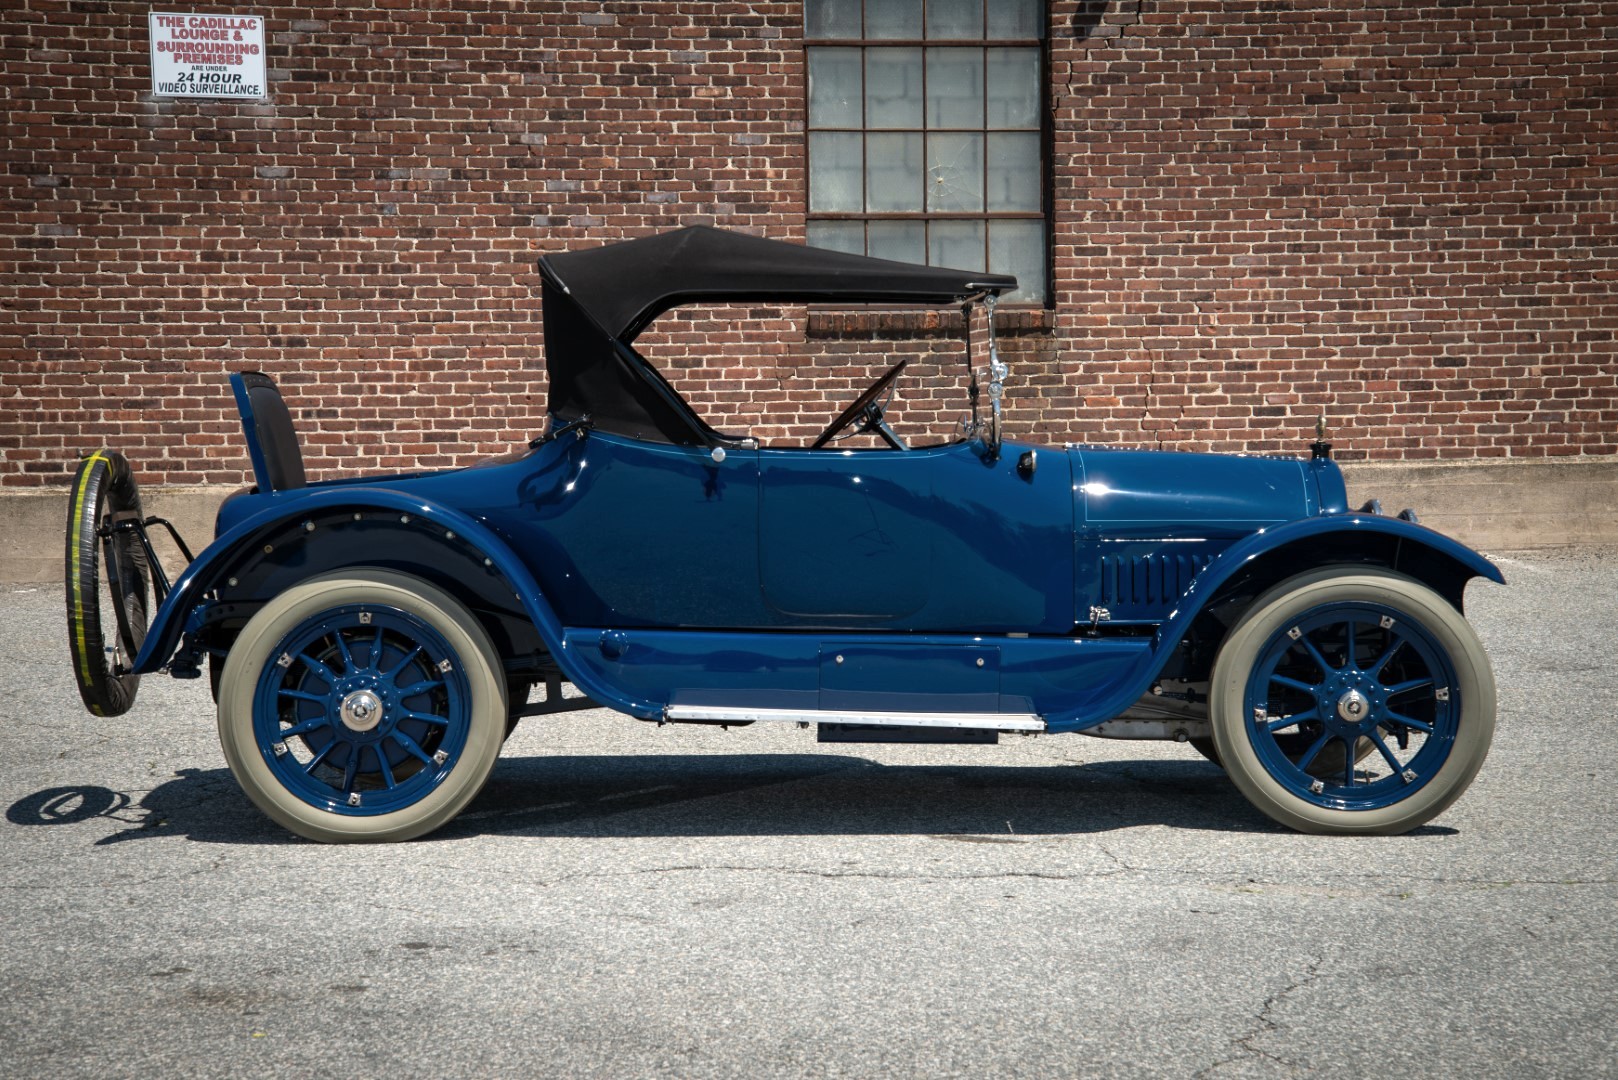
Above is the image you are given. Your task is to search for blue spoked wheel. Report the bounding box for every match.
[217,570,506,842]
[1211,568,1495,834]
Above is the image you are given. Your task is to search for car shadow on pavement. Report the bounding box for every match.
[5,753,1459,844]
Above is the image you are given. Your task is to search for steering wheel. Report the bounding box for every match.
[810,359,909,450]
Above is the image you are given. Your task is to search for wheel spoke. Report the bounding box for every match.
[1385,710,1435,734]
[1370,732,1405,775]
[394,678,444,699]
[1270,674,1318,695]
[1266,706,1318,733]
[341,748,359,794]
[280,715,332,739]
[1345,618,1356,669]
[303,740,338,774]
[297,653,340,688]
[370,626,385,672]
[277,688,328,705]
[331,629,355,674]
[1368,636,1406,678]
[390,730,436,766]
[400,709,449,727]
[1385,677,1433,697]
[1295,731,1332,773]
[376,750,397,790]
[1297,634,1336,677]
[384,645,425,682]
[1342,736,1356,787]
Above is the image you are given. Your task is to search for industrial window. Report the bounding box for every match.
[804,0,1048,304]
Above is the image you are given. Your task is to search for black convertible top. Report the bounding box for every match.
[539,226,1017,343]
[535,226,1017,447]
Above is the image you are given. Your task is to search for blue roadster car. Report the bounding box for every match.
[66,226,1498,841]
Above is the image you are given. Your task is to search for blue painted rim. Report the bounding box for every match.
[252,604,471,816]
[1242,600,1460,812]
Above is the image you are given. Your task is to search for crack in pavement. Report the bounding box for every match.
[1194,955,1324,1078]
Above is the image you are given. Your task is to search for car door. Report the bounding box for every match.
[503,431,770,628]
[757,440,1075,633]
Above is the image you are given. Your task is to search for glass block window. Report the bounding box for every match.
[805,0,1047,304]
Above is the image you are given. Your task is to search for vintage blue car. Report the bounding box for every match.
[66,226,1498,842]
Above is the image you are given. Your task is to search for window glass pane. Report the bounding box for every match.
[926,133,984,212]
[866,132,923,211]
[808,48,862,128]
[925,0,982,39]
[986,48,1039,128]
[866,0,921,39]
[988,0,1045,40]
[926,48,984,128]
[989,219,1045,304]
[865,48,922,129]
[809,132,864,212]
[986,132,1039,211]
[929,219,985,272]
[805,0,862,38]
[867,220,926,265]
[809,220,866,255]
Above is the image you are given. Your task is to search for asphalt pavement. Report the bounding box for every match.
[1,548,1614,1079]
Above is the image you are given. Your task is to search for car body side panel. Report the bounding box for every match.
[757,440,1075,632]
[1071,448,1316,623]
[559,625,1152,723]
[129,484,672,718]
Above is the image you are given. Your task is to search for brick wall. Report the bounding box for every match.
[3,1,1615,489]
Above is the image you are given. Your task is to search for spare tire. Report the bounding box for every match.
[65,450,150,717]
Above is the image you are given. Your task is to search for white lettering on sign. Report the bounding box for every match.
[148,12,267,99]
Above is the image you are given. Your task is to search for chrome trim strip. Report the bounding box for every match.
[663,705,1045,732]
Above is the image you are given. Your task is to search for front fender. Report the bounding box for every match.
[128,487,664,719]
[1046,514,1503,731]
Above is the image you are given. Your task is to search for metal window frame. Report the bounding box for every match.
[804,1,1052,308]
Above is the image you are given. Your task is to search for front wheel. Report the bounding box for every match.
[1210,568,1495,835]
[216,569,507,843]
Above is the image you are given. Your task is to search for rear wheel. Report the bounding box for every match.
[1210,568,1494,835]
[216,569,506,843]
[64,450,150,717]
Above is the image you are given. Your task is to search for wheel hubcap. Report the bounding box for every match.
[1335,688,1370,723]
[339,689,383,732]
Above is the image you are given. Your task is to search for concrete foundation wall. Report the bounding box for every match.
[5,458,1613,586]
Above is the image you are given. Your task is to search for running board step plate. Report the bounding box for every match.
[663,705,1045,733]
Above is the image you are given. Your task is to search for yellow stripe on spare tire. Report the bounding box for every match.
[70,451,106,692]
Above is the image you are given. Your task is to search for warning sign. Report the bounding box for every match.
[148,12,266,99]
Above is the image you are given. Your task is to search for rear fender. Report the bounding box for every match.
[1048,514,1503,730]
[128,488,663,718]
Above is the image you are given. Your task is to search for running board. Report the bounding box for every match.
[662,705,1046,733]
